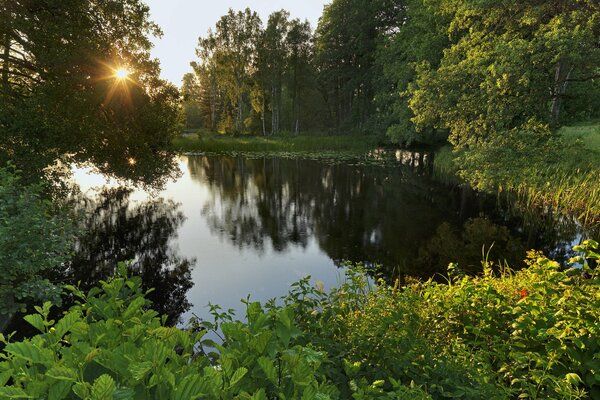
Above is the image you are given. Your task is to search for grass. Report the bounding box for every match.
[559,119,600,154]
[437,120,600,226]
[172,132,384,155]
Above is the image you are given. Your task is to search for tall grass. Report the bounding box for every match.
[456,122,600,227]
[172,133,382,154]
[509,169,600,226]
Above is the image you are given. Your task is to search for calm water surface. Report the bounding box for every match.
[66,153,590,325]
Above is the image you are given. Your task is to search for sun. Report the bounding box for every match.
[115,67,129,79]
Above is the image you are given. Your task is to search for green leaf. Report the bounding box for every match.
[122,297,146,320]
[45,365,77,381]
[0,387,34,399]
[54,311,81,338]
[129,361,153,381]
[565,373,583,385]
[72,382,91,399]
[251,388,268,400]
[113,388,135,400]
[23,314,45,333]
[48,380,73,400]
[173,375,206,400]
[91,374,116,400]
[258,356,278,384]
[230,367,248,387]
[5,342,53,365]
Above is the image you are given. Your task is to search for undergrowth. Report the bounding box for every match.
[1,240,599,399]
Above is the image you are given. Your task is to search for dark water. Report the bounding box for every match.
[4,152,595,332]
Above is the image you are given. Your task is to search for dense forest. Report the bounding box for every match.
[183,0,600,145]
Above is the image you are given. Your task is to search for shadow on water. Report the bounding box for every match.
[4,150,596,335]
[5,188,195,337]
[186,152,593,282]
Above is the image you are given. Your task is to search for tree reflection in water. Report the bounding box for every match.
[187,154,590,282]
[60,188,195,325]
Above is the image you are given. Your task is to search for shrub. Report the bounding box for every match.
[1,241,598,399]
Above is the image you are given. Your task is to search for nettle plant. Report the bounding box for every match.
[0,263,337,400]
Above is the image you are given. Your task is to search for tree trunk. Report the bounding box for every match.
[261,94,266,136]
[550,59,574,126]
[2,33,9,91]
[291,66,298,134]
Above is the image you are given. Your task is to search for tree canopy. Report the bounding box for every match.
[0,0,180,185]
[186,0,600,148]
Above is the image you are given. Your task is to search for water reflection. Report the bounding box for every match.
[59,188,195,325]
[5,152,594,336]
[187,154,590,281]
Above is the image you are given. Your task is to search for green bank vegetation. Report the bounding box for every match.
[172,133,382,155]
[1,241,599,399]
[434,122,600,225]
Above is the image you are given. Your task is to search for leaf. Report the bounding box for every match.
[72,382,91,399]
[565,373,583,385]
[0,387,34,399]
[258,356,278,384]
[229,367,248,387]
[91,374,116,400]
[252,331,272,354]
[48,380,72,400]
[54,311,81,338]
[129,361,153,381]
[173,375,206,400]
[4,342,53,365]
[123,297,146,320]
[251,388,268,400]
[113,388,135,400]
[45,365,77,381]
[23,314,45,333]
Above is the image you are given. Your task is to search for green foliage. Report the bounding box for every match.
[456,123,600,225]
[0,0,181,186]
[0,166,73,316]
[0,265,337,399]
[407,0,600,147]
[2,242,599,398]
[173,133,382,155]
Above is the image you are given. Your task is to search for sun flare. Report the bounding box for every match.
[115,68,129,79]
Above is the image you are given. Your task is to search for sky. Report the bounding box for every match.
[144,0,330,85]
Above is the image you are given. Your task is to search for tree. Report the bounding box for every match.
[181,72,203,129]
[408,0,600,148]
[263,11,289,135]
[314,0,406,132]
[195,9,262,134]
[373,0,449,145]
[0,0,180,185]
[0,166,73,331]
[286,19,313,134]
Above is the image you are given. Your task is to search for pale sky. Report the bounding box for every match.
[144,1,330,85]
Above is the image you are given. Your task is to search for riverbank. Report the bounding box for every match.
[173,125,600,226]
[1,241,598,398]
[435,121,600,226]
[172,132,384,154]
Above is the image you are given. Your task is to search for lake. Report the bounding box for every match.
[48,151,591,327]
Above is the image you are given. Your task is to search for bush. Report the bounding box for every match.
[0,165,74,318]
[1,241,598,399]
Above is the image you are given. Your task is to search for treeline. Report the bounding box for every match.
[184,0,600,145]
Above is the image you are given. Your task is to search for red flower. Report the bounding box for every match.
[518,289,528,299]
